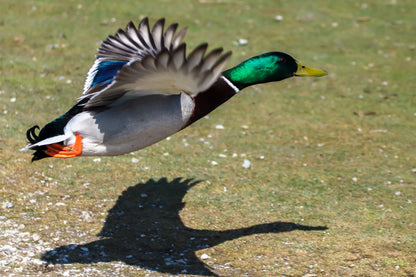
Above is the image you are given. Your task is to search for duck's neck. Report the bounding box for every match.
[222,53,294,90]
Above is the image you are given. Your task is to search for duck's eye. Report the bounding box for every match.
[277,58,286,64]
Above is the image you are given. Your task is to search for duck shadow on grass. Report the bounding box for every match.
[42,177,327,276]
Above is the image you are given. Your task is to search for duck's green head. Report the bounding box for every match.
[222,52,327,90]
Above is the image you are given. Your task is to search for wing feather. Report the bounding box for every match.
[170,44,187,69]
[198,51,232,89]
[172,27,188,50]
[151,18,165,51]
[82,17,188,95]
[84,44,232,108]
[163,23,178,49]
[186,43,207,72]
[138,17,157,51]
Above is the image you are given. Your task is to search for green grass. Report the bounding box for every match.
[1,0,415,276]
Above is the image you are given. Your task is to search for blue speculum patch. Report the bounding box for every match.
[92,61,126,87]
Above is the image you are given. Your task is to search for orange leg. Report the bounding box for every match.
[44,134,83,158]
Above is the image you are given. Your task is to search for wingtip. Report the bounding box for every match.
[216,50,232,67]
[139,17,150,28]
[223,50,233,59]
[154,17,166,26]
[125,21,137,30]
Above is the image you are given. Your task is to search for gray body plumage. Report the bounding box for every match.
[64,93,194,156]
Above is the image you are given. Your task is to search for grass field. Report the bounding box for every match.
[1,0,415,276]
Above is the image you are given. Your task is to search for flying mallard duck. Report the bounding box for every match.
[22,17,327,161]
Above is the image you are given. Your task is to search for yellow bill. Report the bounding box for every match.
[294,62,327,77]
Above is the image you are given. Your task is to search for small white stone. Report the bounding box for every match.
[237,38,248,46]
[140,193,148,198]
[93,158,101,162]
[242,159,251,169]
[2,202,13,209]
[395,191,401,196]
[131,158,139,163]
[211,161,218,166]
[200,253,211,260]
[215,124,225,130]
[32,259,46,266]
[81,211,93,223]
[32,233,41,241]
[275,15,283,21]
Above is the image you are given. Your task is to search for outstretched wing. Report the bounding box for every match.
[82,17,187,95]
[83,43,231,108]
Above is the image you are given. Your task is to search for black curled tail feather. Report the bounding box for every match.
[26,125,40,144]
[25,125,51,162]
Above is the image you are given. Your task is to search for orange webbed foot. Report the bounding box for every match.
[44,134,83,158]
